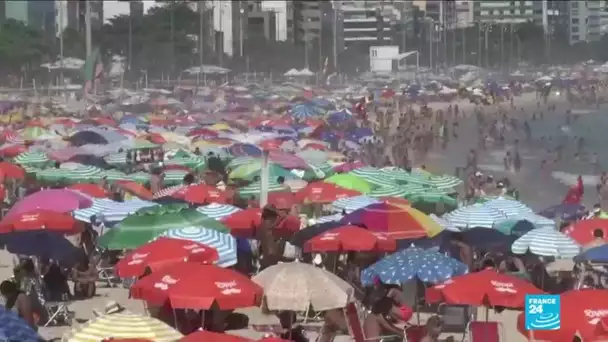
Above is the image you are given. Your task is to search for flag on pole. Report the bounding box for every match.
[82,47,103,95]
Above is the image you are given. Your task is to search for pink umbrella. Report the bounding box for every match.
[268,151,308,169]
[4,189,93,220]
[333,161,367,173]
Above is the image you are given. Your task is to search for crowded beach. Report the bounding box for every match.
[0,72,607,342]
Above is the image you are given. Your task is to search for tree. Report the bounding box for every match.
[98,3,198,79]
[0,19,52,77]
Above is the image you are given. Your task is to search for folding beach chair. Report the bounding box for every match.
[43,294,73,327]
[465,321,503,342]
[436,304,474,340]
[91,248,120,288]
[343,302,403,342]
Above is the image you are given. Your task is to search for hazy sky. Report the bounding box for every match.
[103,1,158,23]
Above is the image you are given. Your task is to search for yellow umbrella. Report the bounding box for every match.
[63,312,182,342]
[208,123,232,131]
[389,203,443,237]
[159,132,191,146]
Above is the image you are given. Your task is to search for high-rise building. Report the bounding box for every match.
[568,1,603,44]
[425,0,457,28]
[335,1,402,50]
[473,1,539,24]
[66,0,103,32]
[455,1,474,28]
[5,1,55,33]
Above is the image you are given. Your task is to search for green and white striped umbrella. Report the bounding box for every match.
[105,153,127,165]
[13,151,49,166]
[21,165,41,174]
[309,161,335,176]
[35,165,104,183]
[380,167,429,184]
[350,166,383,178]
[103,169,131,182]
[420,175,463,190]
[347,170,397,188]
[405,189,457,207]
[238,180,288,197]
[129,171,151,184]
[165,157,205,170]
[163,170,189,185]
[368,186,410,198]
[227,156,257,169]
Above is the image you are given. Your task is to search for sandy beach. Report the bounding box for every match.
[3,91,598,341]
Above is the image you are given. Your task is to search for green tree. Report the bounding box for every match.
[98,3,198,78]
[0,19,52,76]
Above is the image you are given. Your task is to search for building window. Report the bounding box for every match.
[572,18,579,24]
[571,26,579,33]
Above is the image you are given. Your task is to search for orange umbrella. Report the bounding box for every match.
[115,180,153,200]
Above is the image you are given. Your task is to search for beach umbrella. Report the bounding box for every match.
[229,143,263,157]
[361,247,469,285]
[426,269,544,308]
[517,290,608,341]
[37,164,105,183]
[131,264,263,309]
[460,228,516,250]
[308,161,335,176]
[252,262,354,311]
[103,169,131,182]
[220,208,301,239]
[511,228,581,258]
[97,204,229,250]
[170,184,230,205]
[197,203,242,220]
[290,221,343,247]
[380,167,430,183]
[574,244,608,263]
[72,198,157,223]
[290,104,319,119]
[158,227,237,267]
[538,203,586,221]
[152,185,187,199]
[6,189,92,219]
[295,182,362,203]
[367,186,412,198]
[341,203,443,239]
[64,312,182,342]
[482,197,534,217]
[114,180,154,200]
[418,175,463,190]
[237,180,289,198]
[332,195,380,213]
[162,170,189,185]
[324,174,373,193]
[442,203,506,229]
[229,162,297,182]
[562,218,608,245]
[13,151,49,166]
[0,161,25,179]
[128,171,151,184]
[0,305,41,341]
[104,152,127,165]
[347,170,398,188]
[165,156,205,170]
[115,237,219,277]
[69,131,109,146]
[0,210,80,233]
[226,156,257,169]
[290,165,326,181]
[304,225,396,252]
[68,184,110,198]
[493,215,555,236]
[404,188,457,208]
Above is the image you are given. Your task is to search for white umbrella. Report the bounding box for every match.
[252,262,354,311]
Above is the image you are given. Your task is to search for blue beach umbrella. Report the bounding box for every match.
[574,244,608,263]
[229,143,263,157]
[159,227,237,267]
[291,104,319,120]
[72,198,158,223]
[360,247,469,285]
[0,305,41,341]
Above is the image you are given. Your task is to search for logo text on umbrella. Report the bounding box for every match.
[154,275,179,291]
[127,253,149,265]
[183,243,207,254]
[320,233,339,241]
[491,280,517,293]
[215,281,242,295]
[585,309,608,325]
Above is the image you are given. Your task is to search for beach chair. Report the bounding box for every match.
[436,304,474,339]
[43,293,73,327]
[465,321,503,342]
[91,248,120,288]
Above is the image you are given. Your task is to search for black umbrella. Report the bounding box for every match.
[461,227,516,251]
[68,154,113,169]
[69,131,108,146]
[290,221,343,247]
